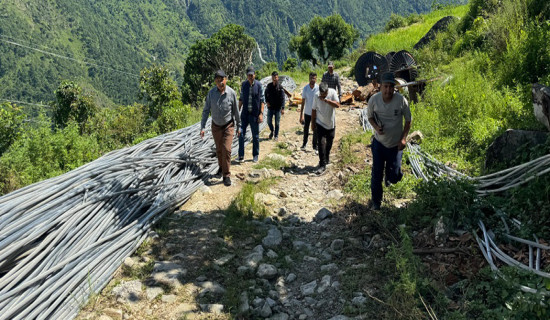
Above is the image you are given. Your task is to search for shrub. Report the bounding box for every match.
[385,14,406,32]
[0,103,25,155]
[256,61,279,80]
[0,118,101,194]
[282,58,297,72]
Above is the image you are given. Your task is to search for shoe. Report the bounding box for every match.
[253,156,259,163]
[237,156,244,163]
[213,168,222,179]
[223,176,232,186]
[274,137,278,142]
[384,179,391,187]
[269,132,274,139]
[313,146,318,151]
[367,200,381,211]
[315,165,326,175]
[300,145,307,151]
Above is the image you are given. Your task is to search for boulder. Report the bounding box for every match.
[485,129,549,170]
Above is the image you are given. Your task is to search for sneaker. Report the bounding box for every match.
[223,176,232,186]
[237,156,244,163]
[274,137,278,142]
[384,179,391,187]
[300,145,307,151]
[315,165,326,175]
[213,168,222,179]
[269,132,274,139]
[367,200,381,211]
[253,155,259,163]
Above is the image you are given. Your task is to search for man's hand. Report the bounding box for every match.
[375,127,384,135]
[311,122,316,131]
[398,138,407,150]
[237,129,241,137]
[258,113,263,123]
[299,115,304,124]
[200,130,205,138]
[281,109,285,115]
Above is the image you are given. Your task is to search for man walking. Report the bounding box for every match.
[311,82,340,175]
[200,70,241,187]
[265,71,286,141]
[321,61,341,98]
[238,66,265,163]
[299,72,319,151]
[367,72,412,210]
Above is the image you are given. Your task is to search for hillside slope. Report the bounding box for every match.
[0,0,465,106]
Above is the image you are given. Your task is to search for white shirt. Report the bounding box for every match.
[313,88,339,130]
[302,83,319,116]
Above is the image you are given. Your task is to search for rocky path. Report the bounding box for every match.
[77,78,385,320]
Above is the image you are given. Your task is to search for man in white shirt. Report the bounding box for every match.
[299,72,319,150]
[311,82,340,175]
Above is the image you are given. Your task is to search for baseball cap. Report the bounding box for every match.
[214,69,227,78]
[246,66,255,75]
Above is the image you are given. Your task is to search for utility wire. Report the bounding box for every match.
[0,99,50,108]
[0,37,140,78]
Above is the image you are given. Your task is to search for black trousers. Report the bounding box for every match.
[316,124,335,167]
[303,114,318,149]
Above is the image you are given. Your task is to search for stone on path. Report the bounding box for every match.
[112,280,142,304]
[200,304,224,314]
[300,280,317,296]
[199,281,226,297]
[146,287,164,301]
[257,263,278,279]
[151,261,186,288]
[262,227,282,248]
[330,239,345,253]
[327,189,344,200]
[314,208,333,222]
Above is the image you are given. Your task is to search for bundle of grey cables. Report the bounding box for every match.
[0,110,269,319]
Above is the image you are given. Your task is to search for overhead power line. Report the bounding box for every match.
[0,36,140,78]
[0,98,50,108]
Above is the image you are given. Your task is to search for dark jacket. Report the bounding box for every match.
[240,80,264,118]
[265,82,286,111]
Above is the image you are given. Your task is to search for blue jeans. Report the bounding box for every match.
[239,114,260,158]
[267,109,281,138]
[370,138,403,205]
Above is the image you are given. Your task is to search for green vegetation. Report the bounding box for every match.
[0,64,199,195]
[0,0,465,106]
[181,24,256,106]
[341,1,550,318]
[289,14,359,66]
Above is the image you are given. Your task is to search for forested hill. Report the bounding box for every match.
[0,0,465,106]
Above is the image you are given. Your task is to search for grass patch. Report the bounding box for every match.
[358,5,469,55]
[272,141,293,156]
[220,178,278,241]
[121,259,155,281]
[339,131,371,167]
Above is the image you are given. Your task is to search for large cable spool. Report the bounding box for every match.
[354,51,388,86]
[385,51,396,64]
[389,50,418,82]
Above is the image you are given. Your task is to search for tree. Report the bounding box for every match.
[139,64,181,120]
[0,103,24,155]
[289,14,359,65]
[52,81,97,132]
[182,24,256,106]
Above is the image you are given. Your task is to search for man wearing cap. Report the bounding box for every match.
[265,71,286,141]
[238,66,265,163]
[367,72,412,210]
[321,61,342,98]
[311,82,340,175]
[200,70,241,187]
